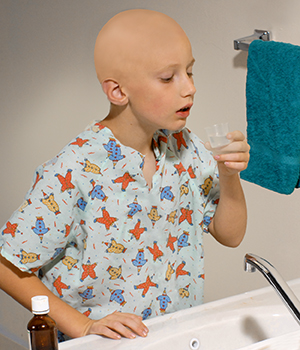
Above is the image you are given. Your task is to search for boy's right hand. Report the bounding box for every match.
[86,311,149,339]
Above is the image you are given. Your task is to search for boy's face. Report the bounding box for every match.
[125,33,196,132]
[95,10,196,132]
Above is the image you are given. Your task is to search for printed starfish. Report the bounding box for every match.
[166,233,177,253]
[64,223,72,238]
[174,162,186,176]
[176,261,191,279]
[53,276,70,297]
[2,221,18,237]
[157,135,168,144]
[172,131,188,151]
[129,220,147,240]
[70,137,89,147]
[156,160,160,172]
[80,260,98,282]
[83,308,92,317]
[32,171,43,191]
[179,205,193,225]
[94,207,117,230]
[147,241,163,261]
[134,275,158,297]
[112,172,136,191]
[187,165,196,179]
[93,122,105,131]
[55,169,75,193]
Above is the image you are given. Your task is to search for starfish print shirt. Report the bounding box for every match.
[0,121,219,322]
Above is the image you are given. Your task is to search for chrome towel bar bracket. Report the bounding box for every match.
[234,29,271,51]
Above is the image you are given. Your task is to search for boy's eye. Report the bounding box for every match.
[187,72,193,78]
[161,75,174,83]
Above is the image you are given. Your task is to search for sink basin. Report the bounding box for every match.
[59,278,300,350]
[239,329,300,350]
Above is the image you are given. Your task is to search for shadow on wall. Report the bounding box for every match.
[233,50,248,69]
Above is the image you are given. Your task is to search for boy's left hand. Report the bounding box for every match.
[205,130,250,177]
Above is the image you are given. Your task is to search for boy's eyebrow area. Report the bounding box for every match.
[156,58,195,74]
[187,58,196,68]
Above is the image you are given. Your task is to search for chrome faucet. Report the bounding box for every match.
[244,253,300,325]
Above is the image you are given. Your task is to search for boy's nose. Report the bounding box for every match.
[181,77,196,97]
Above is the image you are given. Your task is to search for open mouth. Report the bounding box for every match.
[179,106,190,112]
[177,104,192,113]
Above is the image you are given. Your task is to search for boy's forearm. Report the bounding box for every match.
[209,173,247,247]
[0,255,92,338]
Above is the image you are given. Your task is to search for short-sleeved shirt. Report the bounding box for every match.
[0,121,219,321]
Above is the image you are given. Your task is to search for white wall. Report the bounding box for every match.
[1,0,300,346]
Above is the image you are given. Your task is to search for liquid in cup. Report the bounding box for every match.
[205,123,231,153]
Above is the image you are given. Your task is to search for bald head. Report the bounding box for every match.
[94,9,190,84]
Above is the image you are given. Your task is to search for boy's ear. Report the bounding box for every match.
[101,80,128,106]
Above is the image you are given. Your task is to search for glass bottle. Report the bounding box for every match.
[27,295,59,350]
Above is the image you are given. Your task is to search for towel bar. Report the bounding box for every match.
[234,30,271,51]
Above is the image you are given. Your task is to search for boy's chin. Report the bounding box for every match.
[167,120,187,131]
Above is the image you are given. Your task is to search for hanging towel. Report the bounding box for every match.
[240,40,300,194]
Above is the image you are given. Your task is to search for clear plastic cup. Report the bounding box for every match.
[205,122,231,153]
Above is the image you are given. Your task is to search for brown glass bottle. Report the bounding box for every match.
[27,296,59,350]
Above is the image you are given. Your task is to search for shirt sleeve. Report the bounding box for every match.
[0,145,82,273]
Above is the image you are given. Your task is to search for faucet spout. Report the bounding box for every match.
[244,253,300,325]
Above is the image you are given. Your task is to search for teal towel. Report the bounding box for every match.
[240,40,300,194]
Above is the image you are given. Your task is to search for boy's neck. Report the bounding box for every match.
[101,106,155,157]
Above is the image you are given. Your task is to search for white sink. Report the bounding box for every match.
[239,329,300,350]
[59,278,300,350]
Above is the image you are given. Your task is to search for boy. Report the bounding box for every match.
[0,9,249,341]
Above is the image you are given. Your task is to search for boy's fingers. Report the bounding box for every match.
[224,161,249,171]
[215,141,250,158]
[103,320,137,339]
[117,314,148,338]
[205,132,250,155]
[226,130,245,141]
[215,150,249,162]
[95,325,122,340]
[214,142,250,174]
[89,312,148,339]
